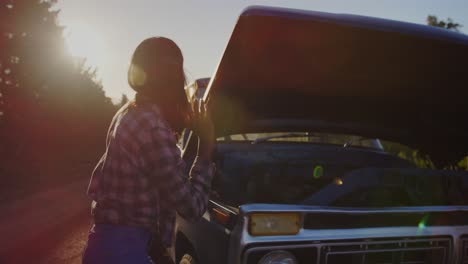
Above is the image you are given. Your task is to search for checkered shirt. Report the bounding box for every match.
[87,95,214,247]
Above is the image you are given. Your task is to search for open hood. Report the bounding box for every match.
[204,6,468,166]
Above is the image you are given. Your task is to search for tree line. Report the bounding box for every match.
[0,0,118,194]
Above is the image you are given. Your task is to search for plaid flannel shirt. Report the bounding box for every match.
[87,94,215,247]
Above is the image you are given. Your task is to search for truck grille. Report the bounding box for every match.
[321,237,451,264]
[462,237,468,264]
[243,237,452,264]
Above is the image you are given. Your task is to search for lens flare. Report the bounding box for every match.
[313,165,324,179]
[418,214,430,230]
[334,177,343,185]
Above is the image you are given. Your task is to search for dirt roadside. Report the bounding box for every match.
[0,179,91,264]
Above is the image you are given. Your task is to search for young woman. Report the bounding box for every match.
[82,37,215,264]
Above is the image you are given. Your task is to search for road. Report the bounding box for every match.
[0,179,91,264]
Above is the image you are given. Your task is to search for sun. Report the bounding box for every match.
[65,23,107,69]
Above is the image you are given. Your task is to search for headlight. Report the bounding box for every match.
[249,213,301,236]
[258,250,298,264]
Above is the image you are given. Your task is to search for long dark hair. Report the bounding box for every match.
[128,37,190,132]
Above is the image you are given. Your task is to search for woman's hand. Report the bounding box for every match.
[191,99,215,160]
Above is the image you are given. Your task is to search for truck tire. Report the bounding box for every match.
[179,254,197,264]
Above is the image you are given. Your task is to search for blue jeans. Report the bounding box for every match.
[82,224,153,264]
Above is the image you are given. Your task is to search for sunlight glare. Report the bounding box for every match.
[65,23,107,69]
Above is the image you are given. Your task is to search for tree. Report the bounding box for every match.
[0,0,117,190]
[427,15,462,32]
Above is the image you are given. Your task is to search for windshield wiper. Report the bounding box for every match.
[343,137,364,148]
[252,133,309,144]
[343,137,384,150]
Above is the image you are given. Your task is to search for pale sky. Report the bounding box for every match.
[56,0,468,101]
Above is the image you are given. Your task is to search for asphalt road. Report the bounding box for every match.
[0,179,91,264]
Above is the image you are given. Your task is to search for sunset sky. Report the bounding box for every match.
[56,0,468,100]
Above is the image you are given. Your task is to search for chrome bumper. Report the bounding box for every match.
[227,204,468,264]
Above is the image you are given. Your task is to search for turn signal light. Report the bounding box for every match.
[249,213,301,236]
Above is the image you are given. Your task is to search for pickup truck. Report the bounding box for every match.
[175,6,468,264]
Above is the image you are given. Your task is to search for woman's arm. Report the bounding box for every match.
[149,125,215,221]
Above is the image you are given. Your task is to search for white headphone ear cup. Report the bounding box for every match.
[129,64,147,87]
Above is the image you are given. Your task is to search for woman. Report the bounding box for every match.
[82,37,215,264]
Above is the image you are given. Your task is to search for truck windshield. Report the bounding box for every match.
[212,142,415,206]
[213,144,468,207]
